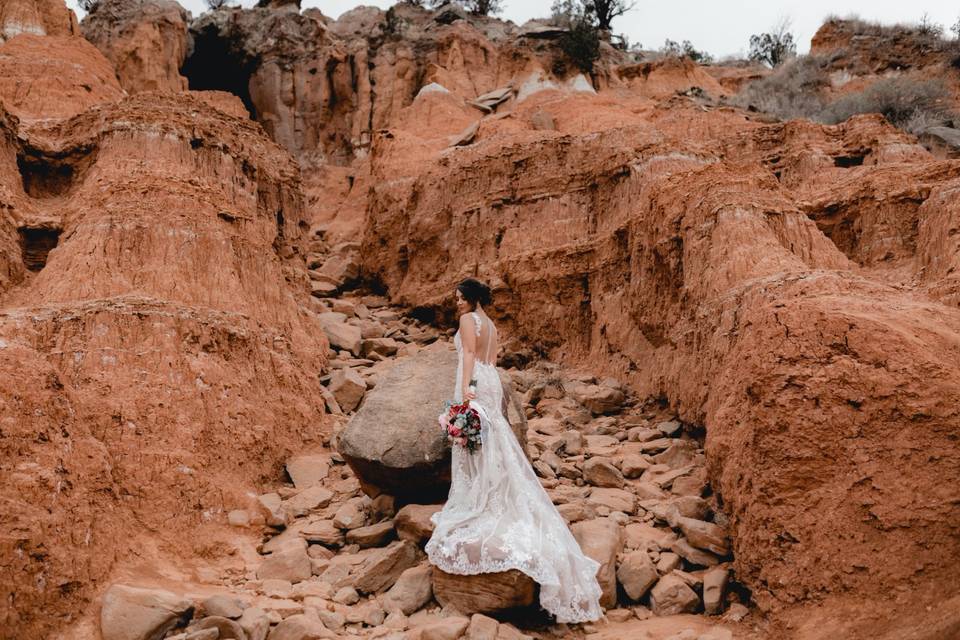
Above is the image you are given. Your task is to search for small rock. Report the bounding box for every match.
[671,538,720,567]
[649,573,700,616]
[561,430,584,455]
[724,602,749,622]
[620,454,650,478]
[266,612,335,639]
[238,606,271,640]
[627,427,661,442]
[282,486,334,518]
[333,586,360,605]
[433,569,536,616]
[677,517,729,556]
[346,520,396,548]
[605,608,634,623]
[583,457,625,488]
[228,509,251,527]
[703,566,729,615]
[466,613,499,640]
[257,539,312,583]
[616,551,658,601]
[100,584,194,640]
[330,368,367,412]
[286,454,331,489]
[656,552,682,574]
[319,315,363,356]
[382,563,433,615]
[353,540,419,593]
[257,493,288,528]
[587,487,636,514]
[301,519,344,547]
[419,616,471,640]
[395,504,442,545]
[202,594,245,619]
[195,616,247,639]
[333,500,369,530]
[656,420,682,436]
[571,518,622,608]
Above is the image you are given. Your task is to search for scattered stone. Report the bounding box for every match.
[627,427,662,442]
[582,457,625,488]
[346,599,386,626]
[333,499,369,530]
[587,487,636,514]
[282,486,334,518]
[619,454,650,478]
[257,539,312,583]
[616,551,659,601]
[202,594,245,619]
[724,602,750,622]
[333,586,360,605]
[301,519,344,547]
[329,368,367,412]
[228,509,251,527]
[382,563,433,615]
[649,573,700,616]
[346,520,395,548]
[605,608,634,623]
[703,566,729,615]
[195,616,247,639]
[353,540,419,593]
[395,504,442,545]
[677,517,729,556]
[286,454,331,490]
[657,552,682,574]
[466,613,499,640]
[433,569,537,616]
[237,606,271,640]
[419,616,471,640]
[100,584,194,640]
[258,493,288,528]
[571,518,622,608]
[565,381,625,415]
[318,314,363,356]
[656,420,682,436]
[261,579,293,598]
[266,613,335,639]
[623,522,677,552]
[671,537,720,567]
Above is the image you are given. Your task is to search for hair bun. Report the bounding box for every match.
[458,278,492,307]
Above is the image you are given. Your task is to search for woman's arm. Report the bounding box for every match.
[459,314,478,401]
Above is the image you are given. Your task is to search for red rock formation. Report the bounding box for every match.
[0,91,329,638]
[80,0,190,94]
[0,0,78,42]
[360,81,960,634]
[0,33,124,120]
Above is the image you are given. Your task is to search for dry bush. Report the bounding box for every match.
[730,54,833,120]
[819,77,956,134]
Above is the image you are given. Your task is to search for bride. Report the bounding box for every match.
[425,278,604,623]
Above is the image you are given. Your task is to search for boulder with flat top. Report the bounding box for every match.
[337,344,527,501]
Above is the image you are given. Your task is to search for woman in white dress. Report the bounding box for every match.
[425,278,604,623]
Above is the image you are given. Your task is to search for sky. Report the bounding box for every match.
[66,0,960,59]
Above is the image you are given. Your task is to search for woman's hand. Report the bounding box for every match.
[462,387,476,402]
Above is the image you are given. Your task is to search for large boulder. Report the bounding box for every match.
[337,344,527,501]
[432,569,537,615]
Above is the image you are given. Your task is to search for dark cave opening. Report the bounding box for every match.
[18,227,61,271]
[181,25,258,119]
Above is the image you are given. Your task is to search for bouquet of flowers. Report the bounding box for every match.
[438,401,482,453]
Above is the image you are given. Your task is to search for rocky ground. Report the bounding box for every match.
[95,234,755,640]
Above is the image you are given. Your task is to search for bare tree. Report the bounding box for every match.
[206,0,231,9]
[428,0,503,16]
[78,0,98,11]
[587,0,636,31]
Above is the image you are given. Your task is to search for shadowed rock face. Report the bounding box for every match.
[0,90,329,637]
[360,82,960,625]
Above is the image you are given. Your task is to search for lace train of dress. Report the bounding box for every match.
[425,314,603,623]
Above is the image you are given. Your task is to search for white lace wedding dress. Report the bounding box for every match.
[425,312,603,623]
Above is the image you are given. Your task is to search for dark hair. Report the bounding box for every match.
[457,278,492,308]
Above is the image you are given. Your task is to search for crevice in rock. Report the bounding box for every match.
[833,153,866,167]
[18,227,61,271]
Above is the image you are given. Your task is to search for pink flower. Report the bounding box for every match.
[456,437,467,447]
[449,427,462,437]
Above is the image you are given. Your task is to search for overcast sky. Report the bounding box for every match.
[67,1,959,58]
